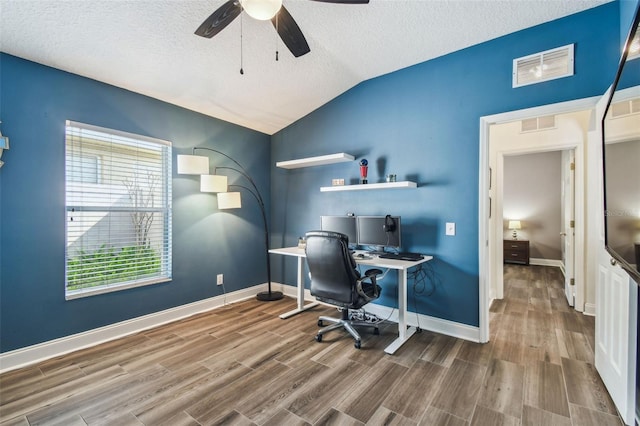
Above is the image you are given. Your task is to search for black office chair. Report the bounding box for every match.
[305,230,383,349]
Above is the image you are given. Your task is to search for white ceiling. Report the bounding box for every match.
[1,0,611,135]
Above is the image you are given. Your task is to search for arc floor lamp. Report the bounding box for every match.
[177,147,283,301]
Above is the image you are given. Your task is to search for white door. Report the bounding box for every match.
[561,149,575,306]
[596,260,637,425]
[591,92,637,425]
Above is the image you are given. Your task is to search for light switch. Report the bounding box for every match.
[446,222,456,236]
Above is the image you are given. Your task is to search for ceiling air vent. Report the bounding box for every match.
[513,44,574,88]
[610,98,640,118]
[521,115,556,133]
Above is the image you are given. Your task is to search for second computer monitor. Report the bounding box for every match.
[356,215,402,251]
[320,215,358,246]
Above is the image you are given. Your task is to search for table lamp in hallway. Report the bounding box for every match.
[508,220,522,240]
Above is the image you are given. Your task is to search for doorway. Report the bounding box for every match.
[478,96,600,343]
[501,149,576,306]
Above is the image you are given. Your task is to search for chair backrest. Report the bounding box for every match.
[305,230,359,305]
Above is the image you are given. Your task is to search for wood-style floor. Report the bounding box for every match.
[0,265,624,425]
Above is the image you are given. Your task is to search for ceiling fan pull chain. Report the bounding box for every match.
[240,4,244,75]
[275,13,279,61]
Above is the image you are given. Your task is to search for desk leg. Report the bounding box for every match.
[384,269,417,354]
[279,256,319,319]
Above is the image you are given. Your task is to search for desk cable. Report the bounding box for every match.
[409,262,438,331]
[348,307,395,325]
[220,281,227,306]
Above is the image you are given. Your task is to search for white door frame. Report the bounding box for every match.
[478,96,600,343]
[561,149,576,306]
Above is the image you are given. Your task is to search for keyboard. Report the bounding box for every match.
[378,252,424,261]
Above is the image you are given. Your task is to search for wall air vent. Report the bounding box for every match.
[609,98,640,118]
[521,115,556,133]
[513,44,574,88]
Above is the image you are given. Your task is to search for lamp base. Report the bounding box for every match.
[256,290,284,301]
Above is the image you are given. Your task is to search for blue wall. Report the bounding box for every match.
[0,2,627,353]
[0,54,271,352]
[618,0,640,90]
[620,0,640,45]
[270,2,621,327]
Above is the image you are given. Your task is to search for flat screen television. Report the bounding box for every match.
[320,215,358,247]
[356,215,402,252]
[602,4,640,284]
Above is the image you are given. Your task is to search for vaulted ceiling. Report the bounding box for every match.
[0,0,611,135]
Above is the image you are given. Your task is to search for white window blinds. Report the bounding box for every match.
[65,121,172,299]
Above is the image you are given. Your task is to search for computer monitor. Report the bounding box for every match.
[320,215,358,247]
[356,215,402,251]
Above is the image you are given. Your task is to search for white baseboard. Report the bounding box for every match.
[279,282,301,299]
[0,284,267,374]
[365,303,481,342]
[583,302,596,316]
[530,258,563,268]
[280,285,481,343]
[1,281,480,373]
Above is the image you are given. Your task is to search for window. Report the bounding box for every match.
[65,121,172,299]
[67,154,100,184]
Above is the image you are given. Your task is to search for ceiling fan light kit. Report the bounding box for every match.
[241,0,283,20]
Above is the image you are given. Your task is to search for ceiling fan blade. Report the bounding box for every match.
[308,0,369,4]
[194,0,242,38]
[271,5,310,58]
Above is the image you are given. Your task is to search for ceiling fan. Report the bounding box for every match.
[195,0,369,58]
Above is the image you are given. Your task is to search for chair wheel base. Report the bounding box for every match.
[317,320,323,327]
[315,334,322,342]
[354,340,361,349]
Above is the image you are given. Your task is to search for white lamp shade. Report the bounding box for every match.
[241,0,282,20]
[177,154,209,175]
[218,192,242,209]
[508,220,522,230]
[200,174,228,193]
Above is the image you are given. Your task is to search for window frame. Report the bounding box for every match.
[64,120,172,300]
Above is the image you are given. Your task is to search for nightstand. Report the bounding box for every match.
[504,240,530,265]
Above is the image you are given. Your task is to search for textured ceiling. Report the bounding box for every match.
[1,0,611,135]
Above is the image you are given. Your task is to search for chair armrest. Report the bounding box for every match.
[355,269,382,301]
[364,268,383,278]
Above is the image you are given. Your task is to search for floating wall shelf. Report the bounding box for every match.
[276,153,355,169]
[320,181,417,192]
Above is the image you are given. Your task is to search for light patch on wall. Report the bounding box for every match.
[503,151,563,260]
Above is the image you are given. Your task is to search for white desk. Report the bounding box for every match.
[269,246,433,354]
[268,246,321,319]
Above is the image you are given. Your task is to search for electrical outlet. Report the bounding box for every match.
[446,222,456,236]
[217,274,223,285]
